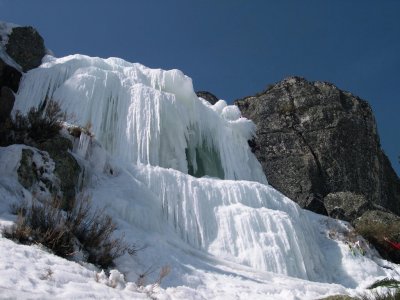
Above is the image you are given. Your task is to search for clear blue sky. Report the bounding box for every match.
[1,0,399,175]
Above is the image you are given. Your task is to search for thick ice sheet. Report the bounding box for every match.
[132,164,328,281]
[13,55,266,183]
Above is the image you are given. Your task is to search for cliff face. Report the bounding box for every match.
[196,91,219,105]
[0,59,20,122]
[0,23,46,124]
[0,23,80,207]
[235,77,400,221]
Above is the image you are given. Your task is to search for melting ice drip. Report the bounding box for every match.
[13,55,334,282]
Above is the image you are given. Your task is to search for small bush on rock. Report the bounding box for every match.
[367,278,400,289]
[0,99,66,146]
[355,219,400,263]
[13,100,65,142]
[359,288,400,300]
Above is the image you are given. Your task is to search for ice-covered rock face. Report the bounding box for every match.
[11,54,397,286]
[13,54,266,183]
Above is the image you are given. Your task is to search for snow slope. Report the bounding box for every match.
[1,54,399,299]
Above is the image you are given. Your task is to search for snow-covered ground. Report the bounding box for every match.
[1,144,398,299]
[1,51,399,299]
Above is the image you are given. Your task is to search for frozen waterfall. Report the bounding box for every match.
[12,54,385,284]
[13,55,266,183]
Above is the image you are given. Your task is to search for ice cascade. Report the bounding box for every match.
[13,55,266,183]
[12,54,379,284]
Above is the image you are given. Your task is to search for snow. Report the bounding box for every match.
[131,164,328,281]
[2,54,400,299]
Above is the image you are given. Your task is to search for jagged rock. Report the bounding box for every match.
[0,86,16,122]
[17,148,59,199]
[16,136,81,210]
[235,76,400,219]
[0,58,22,124]
[39,136,81,210]
[0,58,22,92]
[196,91,219,105]
[0,24,45,127]
[17,148,38,190]
[324,192,369,222]
[5,26,46,72]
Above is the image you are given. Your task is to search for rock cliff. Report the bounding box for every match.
[0,23,80,208]
[5,25,46,72]
[235,77,400,221]
[0,23,46,123]
[196,91,219,105]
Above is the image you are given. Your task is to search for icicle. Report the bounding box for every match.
[76,132,91,158]
[13,54,267,184]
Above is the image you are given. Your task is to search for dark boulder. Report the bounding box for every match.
[0,58,22,123]
[17,148,40,190]
[39,136,81,210]
[0,58,22,92]
[0,86,16,122]
[6,26,46,72]
[0,24,48,145]
[196,91,219,105]
[235,76,400,220]
[324,192,370,222]
[16,136,81,211]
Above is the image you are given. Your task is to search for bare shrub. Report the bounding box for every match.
[359,288,400,300]
[355,219,400,263]
[67,195,137,269]
[12,100,65,143]
[5,194,136,269]
[367,278,400,290]
[39,268,54,280]
[356,221,399,245]
[4,198,74,258]
[135,264,170,289]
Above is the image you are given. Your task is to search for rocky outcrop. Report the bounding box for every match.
[0,58,22,123]
[39,136,81,210]
[17,136,81,211]
[0,24,46,139]
[324,192,370,222]
[196,91,219,105]
[0,58,21,92]
[5,26,46,72]
[235,77,400,220]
